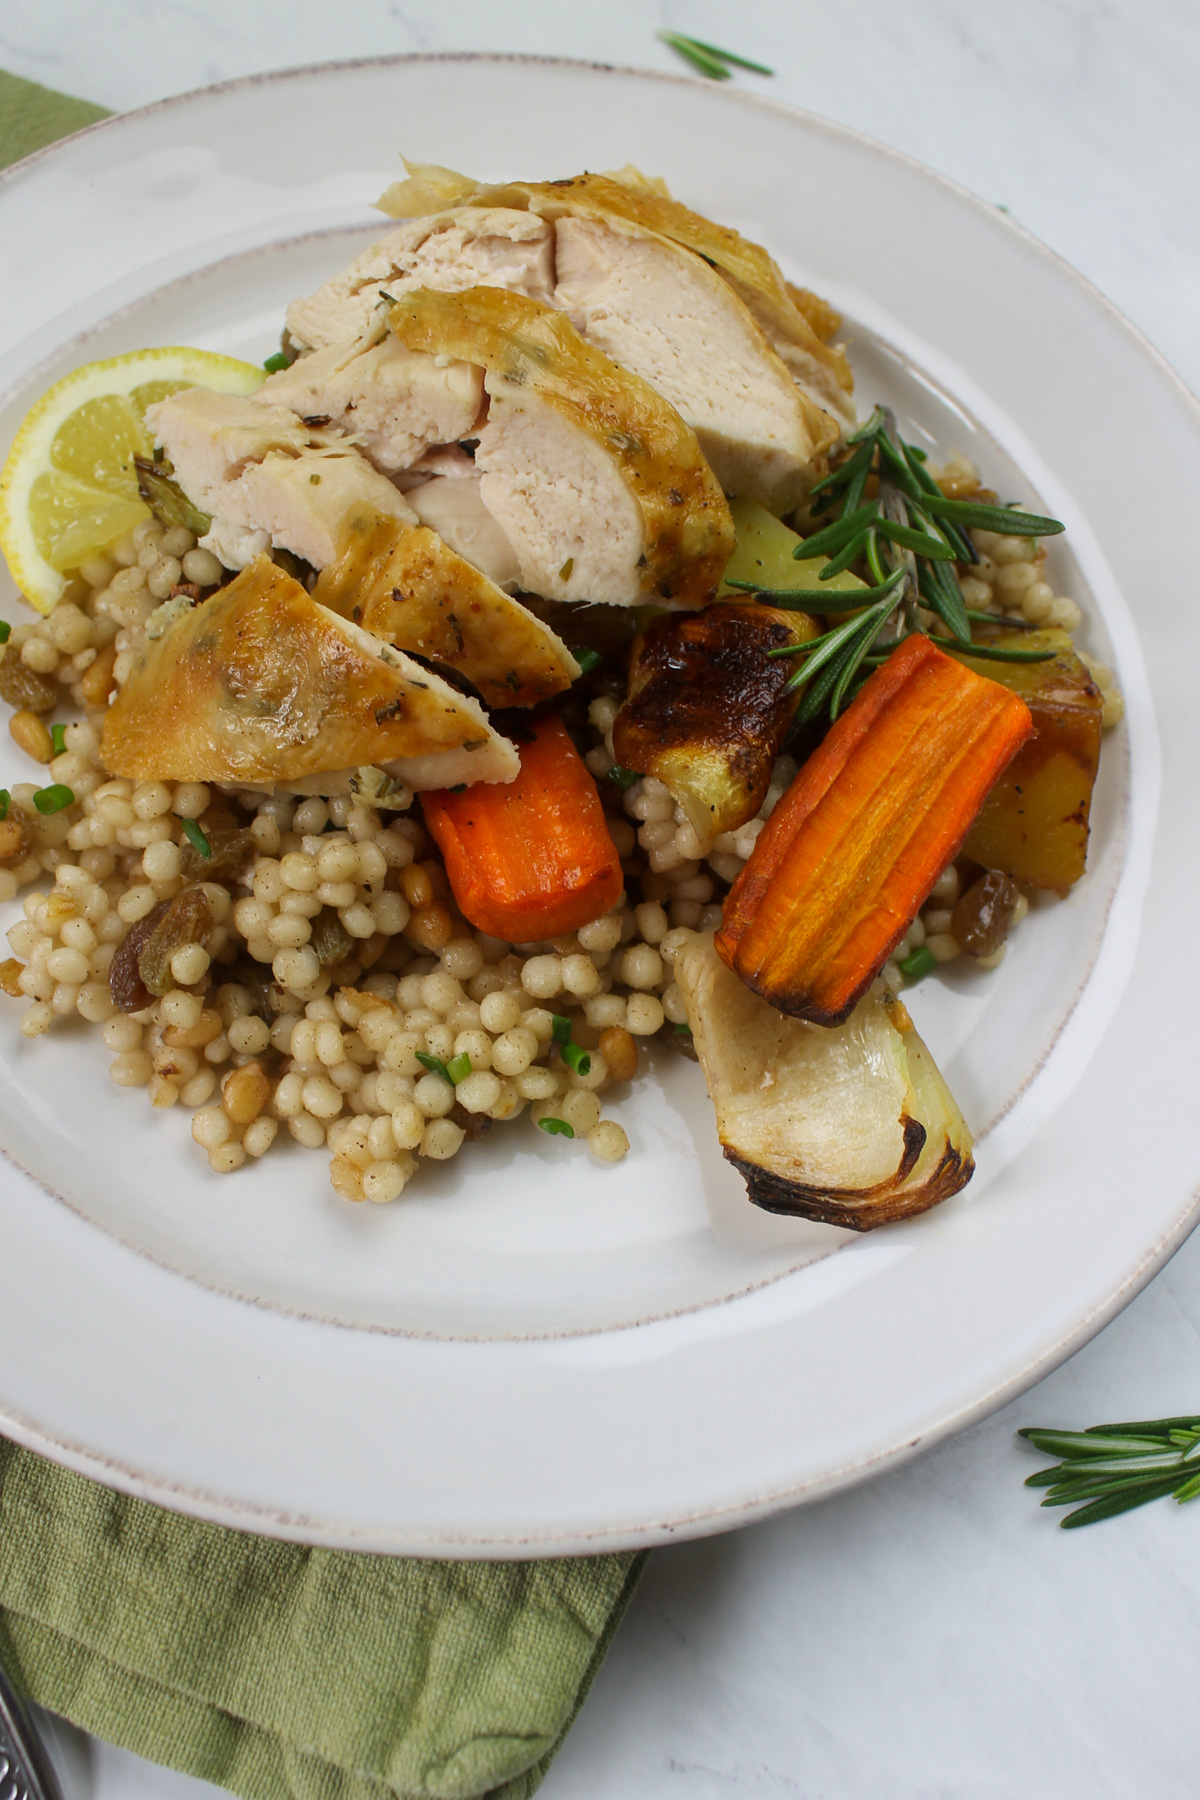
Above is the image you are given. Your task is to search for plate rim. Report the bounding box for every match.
[0,53,1197,1555]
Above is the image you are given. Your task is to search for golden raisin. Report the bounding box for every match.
[0,957,24,997]
[0,811,35,869]
[404,903,453,951]
[598,1025,639,1083]
[0,655,56,714]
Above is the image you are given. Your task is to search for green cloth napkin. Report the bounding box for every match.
[0,69,646,1800]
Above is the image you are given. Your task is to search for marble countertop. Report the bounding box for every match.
[4,3,1200,1795]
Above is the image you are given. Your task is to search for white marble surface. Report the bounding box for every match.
[3,3,1200,1795]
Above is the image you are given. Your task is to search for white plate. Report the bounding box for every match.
[0,55,1195,1557]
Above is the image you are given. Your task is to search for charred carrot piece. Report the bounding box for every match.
[422,711,623,942]
[715,634,1033,1025]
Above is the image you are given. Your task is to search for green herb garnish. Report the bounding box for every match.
[49,723,67,757]
[181,818,211,859]
[262,351,291,374]
[551,1014,591,1077]
[674,1022,693,1035]
[1020,1415,1200,1528]
[606,765,642,791]
[416,1050,472,1086]
[33,784,73,814]
[658,30,773,78]
[898,944,937,982]
[0,621,10,644]
[537,1117,575,1138]
[0,790,9,821]
[739,406,1066,725]
[572,647,603,675]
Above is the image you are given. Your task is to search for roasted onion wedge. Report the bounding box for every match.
[611,602,817,853]
[673,932,974,1230]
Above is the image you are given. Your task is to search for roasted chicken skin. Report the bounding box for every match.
[101,557,518,791]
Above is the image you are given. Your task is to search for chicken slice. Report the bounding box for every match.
[377,162,854,429]
[554,213,828,513]
[101,557,519,792]
[405,471,522,590]
[146,388,415,570]
[314,505,578,709]
[286,208,555,351]
[254,334,483,473]
[388,287,734,608]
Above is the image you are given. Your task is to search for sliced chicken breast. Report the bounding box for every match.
[314,505,579,709]
[388,287,734,608]
[146,388,415,570]
[101,556,519,791]
[254,334,483,473]
[554,213,827,513]
[286,208,555,352]
[405,471,522,591]
[376,162,854,430]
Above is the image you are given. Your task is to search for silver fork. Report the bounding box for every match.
[0,1658,62,1800]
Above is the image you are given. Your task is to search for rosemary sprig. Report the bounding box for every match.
[657,31,773,79]
[1019,1416,1200,1527]
[736,405,1065,723]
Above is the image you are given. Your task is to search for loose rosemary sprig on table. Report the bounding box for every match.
[657,31,774,80]
[1020,1416,1200,1528]
[728,405,1066,724]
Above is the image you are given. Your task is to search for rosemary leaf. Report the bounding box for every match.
[657,31,732,78]
[817,529,873,580]
[791,501,879,563]
[918,562,972,644]
[875,517,957,561]
[673,33,774,73]
[932,634,1055,663]
[922,493,1065,537]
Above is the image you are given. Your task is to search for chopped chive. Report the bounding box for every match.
[572,647,602,675]
[49,722,67,757]
[898,944,938,982]
[0,621,10,643]
[415,1050,453,1084]
[262,351,290,374]
[551,1014,573,1046]
[0,789,9,821]
[674,1021,692,1035]
[33,784,74,815]
[446,1051,473,1084]
[181,818,211,858]
[537,1116,575,1138]
[562,1041,592,1077]
[606,765,642,791]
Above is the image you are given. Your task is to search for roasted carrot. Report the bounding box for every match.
[715,634,1033,1025]
[421,711,623,942]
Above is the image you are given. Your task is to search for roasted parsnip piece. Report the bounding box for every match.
[611,602,818,852]
[674,933,974,1229]
[717,634,1033,1025]
[952,629,1103,894]
[313,505,579,709]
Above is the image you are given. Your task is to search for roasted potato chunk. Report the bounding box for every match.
[953,629,1102,893]
[611,601,818,852]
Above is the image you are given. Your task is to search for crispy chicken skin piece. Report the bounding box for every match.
[285,207,556,351]
[255,334,483,474]
[553,212,830,513]
[376,161,854,429]
[145,388,415,570]
[101,557,518,791]
[387,286,735,608]
[612,602,817,853]
[313,505,579,710]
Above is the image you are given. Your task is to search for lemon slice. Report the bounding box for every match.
[0,347,266,614]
